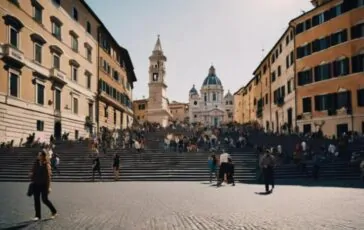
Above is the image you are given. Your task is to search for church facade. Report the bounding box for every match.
[188,66,233,126]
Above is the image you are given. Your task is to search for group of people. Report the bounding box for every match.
[208,151,235,187]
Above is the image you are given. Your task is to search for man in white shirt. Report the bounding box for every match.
[217,151,231,186]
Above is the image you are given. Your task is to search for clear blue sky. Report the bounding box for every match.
[86,0,313,102]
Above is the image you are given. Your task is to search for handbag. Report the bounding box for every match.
[27,182,34,197]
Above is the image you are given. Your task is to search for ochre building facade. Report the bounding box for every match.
[0,0,136,145]
[233,0,363,137]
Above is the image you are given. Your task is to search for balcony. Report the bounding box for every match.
[2,44,24,67]
[50,68,67,85]
[276,97,284,107]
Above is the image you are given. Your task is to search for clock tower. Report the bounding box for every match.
[147,35,171,127]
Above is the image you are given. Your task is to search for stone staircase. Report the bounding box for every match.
[0,142,258,182]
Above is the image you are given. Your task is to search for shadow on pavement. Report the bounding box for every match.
[240,179,364,189]
[0,220,34,230]
[254,191,272,195]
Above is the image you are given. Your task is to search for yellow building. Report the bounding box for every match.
[0,0,136,145]
[132,99,188,124]
[233,87,244,123]
[169,101,189,122]
[132,99,148,123]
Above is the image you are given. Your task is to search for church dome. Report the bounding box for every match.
[189,84,198,95]
[202,66,222,87]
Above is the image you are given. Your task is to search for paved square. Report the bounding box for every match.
[1,182,363,230]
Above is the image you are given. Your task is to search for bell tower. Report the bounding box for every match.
[147,35,171,127]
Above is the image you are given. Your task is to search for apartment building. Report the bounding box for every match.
[269,27,296,133]
[233,87,244,123]
[291,0,364,137]
[0,0,136,145]
[97,27,136,131]
[132,99,148,124]
[252,57,271,131]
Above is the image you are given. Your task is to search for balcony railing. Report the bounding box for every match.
[2,44,24,65]
[50,68,67,85]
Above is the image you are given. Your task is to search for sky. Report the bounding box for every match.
[86,0,313,102]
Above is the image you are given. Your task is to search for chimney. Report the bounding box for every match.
[311,0,330,7]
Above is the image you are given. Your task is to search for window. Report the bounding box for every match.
[271,54,275,64]
[302,97,312,113]
[312,36,330,52]
[303,124,311,134]
[265,94,268,104]
[287,80,292,94]
[314,94,330,111]
[53,0,61,5]
[358,89,364,107]
[53,54,60,69]
[86,47,92,61]
[36,83,45,105]
[213,93,217,101]
[331,30,348,46]
[72,66,78,81]
[86,74,91,89]
[54,89,61,111]
[279,44,282,53]
[113,70,119,81]
[358,0,364,7]
[71,35,78,52]
[290,51,294,65]
[34,43,42,63]
[138,104,146,110]
[114,110,117,124]
[286,55,289,69]
[52,22,62,39]
[9,26,18,48]
[285,35,289,45]
[297,69,313,86]
[271,71,276,82]
[104,106,108,117]
[204,93,207,102]
[277,66,281,77]
[32,1,43,23]
[314,63,331,82]
[73,97,78,114]
[352,53,364,73]
[36,120,44,131]
[72,8,78,21]
[297,43,311,59]
[351,23,364,39]
[9,72,19,97]
[86,21,91,34]
[333,58,349,77]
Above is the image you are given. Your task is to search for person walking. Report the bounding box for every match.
[226,158,235,186]
[113,153,120,181]
[92,154,102,182]
[208,154,217,183]
[217,150,230,187]
[259,150,276,193]
[29,151,57,220]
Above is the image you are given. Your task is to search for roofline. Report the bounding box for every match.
[289,0,333,26]
[233,86,245,95]
[252,26,292,75]
[133,99,148,103]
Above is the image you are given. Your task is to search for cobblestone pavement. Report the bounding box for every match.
[1,182,364,230]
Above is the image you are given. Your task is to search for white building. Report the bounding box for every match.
[188,66,233,126]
